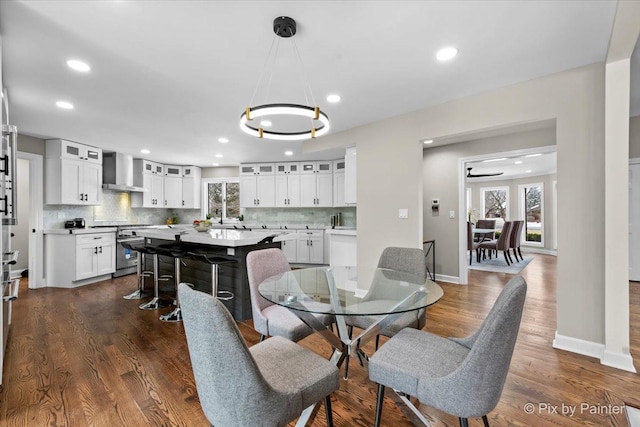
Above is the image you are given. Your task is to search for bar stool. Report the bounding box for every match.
[154,243,191,322]
[121,241,152,300]
[139,244,173,310]
[187,250,236,301]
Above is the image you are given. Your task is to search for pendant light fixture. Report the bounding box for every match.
[240,16,330,141]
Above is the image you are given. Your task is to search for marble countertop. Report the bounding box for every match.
[133,227,296,247]
[44,227,117,235]
[325,228,357,236]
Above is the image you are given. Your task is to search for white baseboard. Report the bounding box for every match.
[435,274,460,284]
[553,332,637,373]
[602,349,637,373]
[552,332,604,360]
[522,248,557,256]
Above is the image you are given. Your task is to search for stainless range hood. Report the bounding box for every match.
[102,152,146,192]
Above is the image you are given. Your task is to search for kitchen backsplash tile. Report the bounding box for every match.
[43,191,200,228]
[242,207,356,228]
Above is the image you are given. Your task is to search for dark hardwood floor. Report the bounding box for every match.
[1,254,639,426]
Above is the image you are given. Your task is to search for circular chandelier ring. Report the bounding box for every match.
[239,103,330,141]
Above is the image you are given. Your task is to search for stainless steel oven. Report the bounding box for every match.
[114,235,145,277]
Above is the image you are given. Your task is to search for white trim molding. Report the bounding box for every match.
[435,273,460,284]
[553,332,637,373]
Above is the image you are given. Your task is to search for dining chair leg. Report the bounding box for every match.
[469,250,472,265]
[459,418,469,427]
[324,395,334,427]
[503,251,511,266]
[375,334,380,351]
[343,354,350,380]
[259,334,266,342]
[512,248,521,262]
[374,384,385,427]
[518,247,523,260]
[482,415,490,427]
[506,250,514,264]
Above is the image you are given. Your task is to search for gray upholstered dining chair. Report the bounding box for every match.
[247,248,333,342]
[479,221,514,265]
[178,283,340,427]
[346,247,427,340]
[369,275,527,427]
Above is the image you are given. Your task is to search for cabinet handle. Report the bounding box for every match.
[257,199,260,205]
[80,193,83,201]
[85,193,88,201]
[0,154,8,175]
[94,247,98,254]
[182,200,185,206]
[0,195,8,215]
[164,200,167,206]
[99,246,103,253]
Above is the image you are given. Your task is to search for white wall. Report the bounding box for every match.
[306,62,606,349]
[13,158,29,270]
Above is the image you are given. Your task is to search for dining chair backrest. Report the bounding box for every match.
[476,219,496,240]
[377,247,426,281]
[246,248,291,333]
[178,284,280,426]
[509,220,524,248]
[496,221,513,251]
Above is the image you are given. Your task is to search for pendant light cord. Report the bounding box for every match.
[248,33,279,107]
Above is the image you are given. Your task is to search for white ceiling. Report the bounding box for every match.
[0,1,621,167]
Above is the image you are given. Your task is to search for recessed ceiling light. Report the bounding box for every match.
[326,94,341,103]
[436,46,458,61]
[215,154,223,158]
[525,153,542,158]
[260,120,272,127]
[482,157,507,163]
[56,100,74,110]
[514,160,523,165]
[140,149,150,154]
[212,163,220,167]
[285,151,293,156]
[218,137,229,143]
[423,139,433,145]
[525,170,532,173]
[66,59,91,72]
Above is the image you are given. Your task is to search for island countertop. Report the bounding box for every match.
[133,226,296,247]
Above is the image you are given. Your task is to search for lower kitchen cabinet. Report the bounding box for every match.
[296,230,324,264]
[45,231,116,287]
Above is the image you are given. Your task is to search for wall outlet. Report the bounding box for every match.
[449,210,455,219]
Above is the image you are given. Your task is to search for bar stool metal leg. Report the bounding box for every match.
[160,257,184,322]
[123,250,152,300]
[139,253,171,310]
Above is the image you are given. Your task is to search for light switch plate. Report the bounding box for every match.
[399,208,409,219]
[449,210,455,219]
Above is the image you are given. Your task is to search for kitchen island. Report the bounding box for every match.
[132,226,294,321]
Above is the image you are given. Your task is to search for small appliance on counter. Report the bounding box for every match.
[64,218,86,229]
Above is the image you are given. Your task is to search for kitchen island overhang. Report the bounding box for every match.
[132,227,296,321]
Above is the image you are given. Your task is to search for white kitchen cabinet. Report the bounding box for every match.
[164,165,183,208]
[275,162,301,207]
[45,139,103,205]
[240,163,275,207]
[297,230,324,264]
[182,166,201,208]
[345,147,357,204]
[301,173,333,207]
[333,159,345,207]
[46,232,116,287]
[132,159,164,208]
[300,160,332,175]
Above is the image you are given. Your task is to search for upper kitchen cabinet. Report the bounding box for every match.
[182,166,201,209]
[131,159,164,208]
[239,163,275,207]
[300,161,332,207]
[163,165,183,208]
[275,162,300,207]
[333,159,345,207]
[344,147,357,204]
[45,139,102,205]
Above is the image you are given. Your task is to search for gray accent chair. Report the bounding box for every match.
[344,247,427,377]
[247,248,333,342]
[369,276,527,427]
[179,283,340,427]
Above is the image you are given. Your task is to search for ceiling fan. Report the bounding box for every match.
[466,167,504,178]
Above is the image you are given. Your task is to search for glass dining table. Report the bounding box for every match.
[258,266,444,369]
